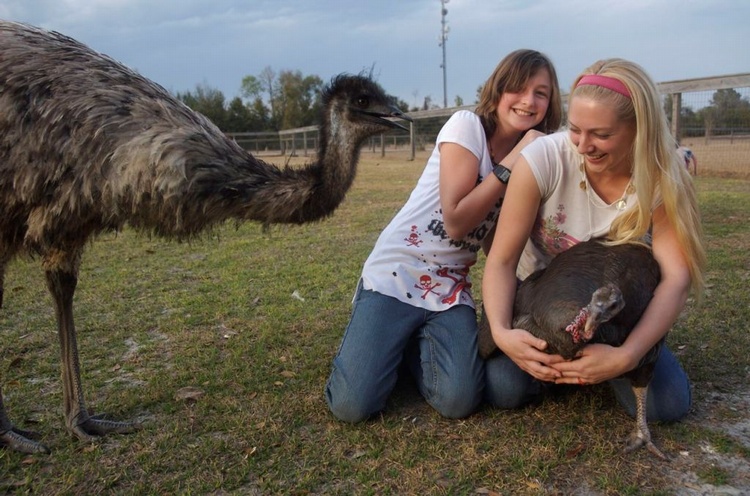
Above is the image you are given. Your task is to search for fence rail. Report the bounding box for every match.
[227,73,750,177]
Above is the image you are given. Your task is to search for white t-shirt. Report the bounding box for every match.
[360,110,500,310]
[518,131,637,279]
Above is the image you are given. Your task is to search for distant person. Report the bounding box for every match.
[325,49,562,422]
[677,145,698,175]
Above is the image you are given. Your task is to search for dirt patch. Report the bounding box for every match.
[659,387,750,495]
[680,138,750,178]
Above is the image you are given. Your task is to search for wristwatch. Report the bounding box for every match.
[493,163,511,184]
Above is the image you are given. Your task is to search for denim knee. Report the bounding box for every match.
[427,380,483,419]
[326,391,379,424]
[325,284,413,423]
[411,305,484,419]
[484,353,543,409]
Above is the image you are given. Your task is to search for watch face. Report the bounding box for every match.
[494,165,511,184]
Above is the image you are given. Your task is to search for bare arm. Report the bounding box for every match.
[439,142,504,241]
[554,205,692,384]
[481,156,564,382]
[440,130,546,241]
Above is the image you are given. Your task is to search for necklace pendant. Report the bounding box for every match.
[615,198,627,211]
[579,180,587,191]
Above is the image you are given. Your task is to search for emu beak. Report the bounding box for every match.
[358,105,412,131]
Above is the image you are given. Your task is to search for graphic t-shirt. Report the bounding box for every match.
[360,111,500,311]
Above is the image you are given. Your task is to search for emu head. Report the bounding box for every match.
[565,283,625,344]
[322,75,412,137]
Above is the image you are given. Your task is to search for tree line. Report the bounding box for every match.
[176,68,750,136]
[176,66,410,133]
[665,88,750,138]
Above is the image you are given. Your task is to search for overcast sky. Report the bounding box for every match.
[2,0,748,109]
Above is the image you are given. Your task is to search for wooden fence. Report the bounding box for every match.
[227,73,750,177]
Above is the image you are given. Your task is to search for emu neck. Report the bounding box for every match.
[231,116,363,226]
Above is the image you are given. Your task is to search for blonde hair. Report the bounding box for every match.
[475,49,562,137]
[571,59,706,296]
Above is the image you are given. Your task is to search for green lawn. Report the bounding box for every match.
[1,153,749,494]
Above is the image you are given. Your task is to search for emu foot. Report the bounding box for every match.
[624,427,669,460]
[71,414,142,443]
[0,427,51,454]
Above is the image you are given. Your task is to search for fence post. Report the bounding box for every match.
[409,121,415,161]
[671,93,681,141]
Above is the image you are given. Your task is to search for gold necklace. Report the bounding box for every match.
[579,161,635,211]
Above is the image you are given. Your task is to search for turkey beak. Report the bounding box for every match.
[582,316,597,342]
[358,106,412,131]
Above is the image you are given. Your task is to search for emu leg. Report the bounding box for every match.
[44,255,140,443]
[0,388,50,454]
[1,262,50,453]
[624,384,668,460]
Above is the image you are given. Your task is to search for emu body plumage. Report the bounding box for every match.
[478,239,666,458]
[0,21,409,453]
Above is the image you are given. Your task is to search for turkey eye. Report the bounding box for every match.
[356,96,370,108]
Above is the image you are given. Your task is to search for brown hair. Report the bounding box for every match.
[475,49,562,137]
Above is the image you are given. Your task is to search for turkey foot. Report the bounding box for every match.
[0,427,51,454]
[70,413,141,443]
[625,426,668,460]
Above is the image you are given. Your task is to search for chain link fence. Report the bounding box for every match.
[227,74,750,178]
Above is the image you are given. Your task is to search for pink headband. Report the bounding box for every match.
[576,74,631,98]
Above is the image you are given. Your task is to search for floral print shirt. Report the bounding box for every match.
[518,131,637,280]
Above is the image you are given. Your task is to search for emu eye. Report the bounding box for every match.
[356,96,370,108]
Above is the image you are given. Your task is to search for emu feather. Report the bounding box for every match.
[0,21,409,453]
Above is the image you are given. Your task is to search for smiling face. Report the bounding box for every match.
[567,96,637,175]
[495,68,552,134]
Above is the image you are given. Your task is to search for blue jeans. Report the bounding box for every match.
[325,282,485,422]
[484,346,691,422]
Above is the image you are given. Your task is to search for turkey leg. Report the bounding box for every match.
[624,384,668,460]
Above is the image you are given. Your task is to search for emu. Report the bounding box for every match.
[0,21,409,454]
[478,239,666,458]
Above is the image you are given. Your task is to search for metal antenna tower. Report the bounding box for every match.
[439,0,449,108]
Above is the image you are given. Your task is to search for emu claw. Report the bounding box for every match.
[72,414,142,443]
[0,428,51,454]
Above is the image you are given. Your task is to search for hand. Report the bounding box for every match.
[493,327,565,383]
[502,130,546,169]
[552,343,633,385]
[515,129,547,150]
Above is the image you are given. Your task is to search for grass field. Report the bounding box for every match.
[1,151,749,494]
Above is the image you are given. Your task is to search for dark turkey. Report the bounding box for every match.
[478,239,667,458]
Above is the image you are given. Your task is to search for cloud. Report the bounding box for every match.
[3,0,749,105]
